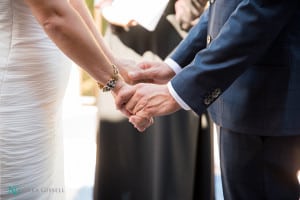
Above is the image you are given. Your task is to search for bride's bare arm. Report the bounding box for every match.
[69,0,139,84]
[23,0,125,93]
[68,0,116,61]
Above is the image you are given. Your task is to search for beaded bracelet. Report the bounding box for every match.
[97,64,119,92]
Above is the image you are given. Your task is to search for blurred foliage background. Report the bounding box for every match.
[81,0,96,97]
[85,0,94,15]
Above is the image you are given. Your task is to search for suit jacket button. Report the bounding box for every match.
[212,88,221,98]
[204,98,211,105]
[207,35,212,45]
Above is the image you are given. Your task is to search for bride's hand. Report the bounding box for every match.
[129,115,154,132]
[111,80,135,117]
[114,58,138,85]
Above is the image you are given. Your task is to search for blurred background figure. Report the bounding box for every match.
[173,0,207,32]
[93,0,214,200]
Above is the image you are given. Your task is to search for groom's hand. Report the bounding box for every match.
[123,83,181,131]
[113,83,155,131]
[128,61,176,84]
[125,83,180,116]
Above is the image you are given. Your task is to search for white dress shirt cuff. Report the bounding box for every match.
[164,58,183,74]
[167,82,191,110]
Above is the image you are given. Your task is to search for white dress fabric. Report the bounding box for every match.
[0,1,71,199]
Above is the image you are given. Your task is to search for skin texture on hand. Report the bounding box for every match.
[114,58,138,85]
[111,80,134,117]
[115,83,181,132]
[128,61,176,84]
[113,60,178,132]
[129,115,154,132]
[111,82,155,132]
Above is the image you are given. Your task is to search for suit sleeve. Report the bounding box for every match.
[170,0,299,115]
[169,8,209,67]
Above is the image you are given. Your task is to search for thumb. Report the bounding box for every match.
[114,84,134,110]
[128,68,154,82]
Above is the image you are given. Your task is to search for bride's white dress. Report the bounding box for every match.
[0,1,71,199]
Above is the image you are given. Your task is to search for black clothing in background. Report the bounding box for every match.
[109,1,182,59]
[93,1,212,200]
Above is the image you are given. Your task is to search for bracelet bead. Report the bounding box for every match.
[97,64,119,92]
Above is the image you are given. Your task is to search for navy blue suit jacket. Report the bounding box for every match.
[170,0,300,136]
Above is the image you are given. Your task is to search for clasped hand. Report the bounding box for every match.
[113,60,181,132]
